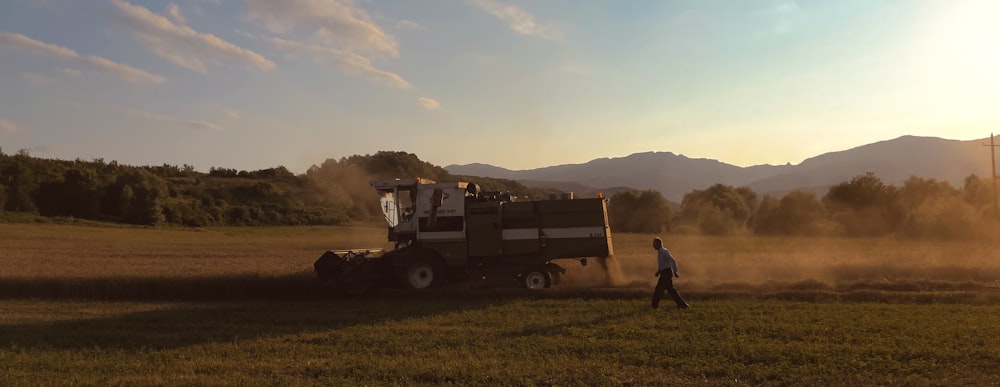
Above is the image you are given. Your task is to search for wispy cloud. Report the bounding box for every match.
[0,32,166,83]
[245,0,399,56]
[112,0,275,73]
[117,108,222,130]
[0,31,77,58]
[165,3,186,25]
[418,97,440,110]
[0,118,24,134]
[82,55,168,83]
[268,37,411,89]
[20,72,59,85]
[468,0,563,40]
[395,20,425,30]
[60,68,82,77]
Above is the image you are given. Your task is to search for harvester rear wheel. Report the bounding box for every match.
[523,271,549,290]
[405,260,438,290]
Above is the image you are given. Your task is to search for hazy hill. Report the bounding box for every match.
[446,136,992,201]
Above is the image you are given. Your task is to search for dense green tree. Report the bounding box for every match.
[209,167,239,178]
[904,195,978,239]
[341,151,450,181]
[823,173,904,237]
[249,166,295,179]
[680,184,755,234]
[111,169,168,225]
[754,191,828,236]
[37,168,103,218]
[1,156,39,213]
[695,203,740,236]
[962,174,995,211]
[608,189,673,233]
[899,177,958,208]
[896,177,980,239]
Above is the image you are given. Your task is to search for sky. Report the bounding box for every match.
[1,0,998,173]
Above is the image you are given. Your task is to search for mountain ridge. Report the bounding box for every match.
[445,135,992,201]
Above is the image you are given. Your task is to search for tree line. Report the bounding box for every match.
[607,172,1000,240]
[3,148,996,239]
[0,149,543,227]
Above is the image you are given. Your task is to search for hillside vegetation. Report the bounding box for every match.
[0,149,542,227]
[1,148,997,240]
[608,172,999,240]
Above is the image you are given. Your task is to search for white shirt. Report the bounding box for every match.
[657,247,679,274]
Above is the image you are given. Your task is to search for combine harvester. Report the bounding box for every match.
[314,178,617,292]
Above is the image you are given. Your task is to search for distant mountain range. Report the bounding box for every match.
[445,136,994,201]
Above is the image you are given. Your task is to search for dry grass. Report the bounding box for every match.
[0,223,389,278]
[3,224,1000,301]
[4,224,1000,384]
[0,223,392,300]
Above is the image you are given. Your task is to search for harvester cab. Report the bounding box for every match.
[372,178,469,248]
[314,178,616,293]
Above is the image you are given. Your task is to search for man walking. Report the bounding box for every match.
[652,237,689,309]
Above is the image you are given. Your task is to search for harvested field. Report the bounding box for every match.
[3,224,998,301]
[3,223,1000,385]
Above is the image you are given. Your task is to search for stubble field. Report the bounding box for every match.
[2,223,1000,385]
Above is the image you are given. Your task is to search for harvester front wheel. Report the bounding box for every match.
[523,271,550,290]
[405,260,438,290]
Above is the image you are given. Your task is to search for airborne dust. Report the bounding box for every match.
[557,236,1000,295]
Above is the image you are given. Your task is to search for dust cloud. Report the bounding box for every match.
[555,236,1000,294]
[597,256,627,286]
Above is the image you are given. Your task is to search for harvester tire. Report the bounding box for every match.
[523,271,550,290]
[405,260,439,290]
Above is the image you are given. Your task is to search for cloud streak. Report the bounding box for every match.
[469,0,563,40]
[112,0,275,73]
[21,72,59,85]
[268,37,411,89]
[395,20,425,30]
[245,0,399,56]
[418,97,440,109]
[165,3,186,25]
[0,31,77,58]
[0,32,165,83]
[117,108,222,130]
[0,118,24,134]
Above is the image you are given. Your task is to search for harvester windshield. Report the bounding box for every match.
[379,192,399,227]
[372,179,418,229]
[379,187,415,227]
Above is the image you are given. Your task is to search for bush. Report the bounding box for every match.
[681,184,754,233]
[608,190,672,233]
[754,191,828,236]
[903,195,978,239]
[697,204,740,236]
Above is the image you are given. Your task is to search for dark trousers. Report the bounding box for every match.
[652,269,688,309]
